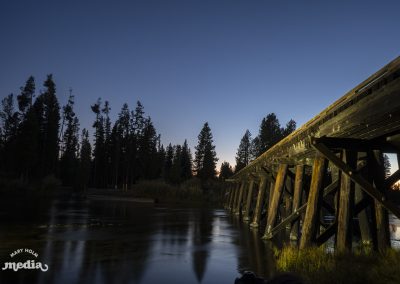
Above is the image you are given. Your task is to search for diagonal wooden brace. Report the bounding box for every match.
[311,137,400,219]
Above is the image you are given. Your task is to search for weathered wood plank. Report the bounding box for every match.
[371,150,391,252]
[290,165,304,241]
[231,183,240,211]
[311,140,400,219]
[300,156,327,248]
[234,182,246,215]
[263,164,288,239]
[243,179,255,221]
[231,57,400,177]
[250,176,268,228]
[336,150,357,252]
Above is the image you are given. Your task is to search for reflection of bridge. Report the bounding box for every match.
[225,57,400,252]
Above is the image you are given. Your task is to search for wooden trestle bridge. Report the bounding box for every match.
[224,56,400,252]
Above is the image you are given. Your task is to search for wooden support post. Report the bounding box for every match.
[263,164,288,239]
[227,184,235,209]
[230,183,240,211]
[300,156,326,249]
[232,182,242,213]
[243,179,255,222]
[371,150,391,252]
[235,181,246,215]
[336,150,357,253]
[290,165,304,241]
[250,175,268,228]
[355,153,373,246]
[267,180,275,217]
[284,176,293,225]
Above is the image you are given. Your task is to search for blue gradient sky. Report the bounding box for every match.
[1,0,400,170]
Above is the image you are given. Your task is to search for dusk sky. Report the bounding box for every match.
[1,0,400,169]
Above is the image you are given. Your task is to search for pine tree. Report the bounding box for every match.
[180,140,193,181]
[91,98,105,187]
[0,94,20,174]
[17,76,35,117]
[15,77,39,181]
[252,113,296,159]
[79,129,92,191]
[282,119,296,137]
[219,161,233,180]
[110,120,122,188]
[138,117,158,179]
[36,75,60,177]
[235,129,252,172]
[163,143,174,182]
[102,101,112,187]
[253,113,281,157]
[0,94,19,143]
[170,145,182,184]
[194,122,218,180]
[60,94,80,186]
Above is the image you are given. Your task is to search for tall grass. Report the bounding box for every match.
[131,178,225,205]
[275,246,400,284]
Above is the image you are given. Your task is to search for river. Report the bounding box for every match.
[0,196,399,284]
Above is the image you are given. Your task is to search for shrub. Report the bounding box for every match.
[275,246,400,284]
[41,175,62,193]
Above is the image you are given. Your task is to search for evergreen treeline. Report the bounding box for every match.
[234,113,296,173]
[0,76,220,191]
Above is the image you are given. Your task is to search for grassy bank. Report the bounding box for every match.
[131,178,226,205]
[275,246,400,284]
[0,175,64,196]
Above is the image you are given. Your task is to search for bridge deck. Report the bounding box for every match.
[233,56,400,178]
[226,56,400,252]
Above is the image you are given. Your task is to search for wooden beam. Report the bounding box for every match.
[234,182,246,215]
[250,175,268,228]
[311,138,400,219]
[313,136,398,153]
[263,164,288,239]
[243,179,255,221]
[231,182,240,211]
[370,150,391,252]
[336,150,357,253]
[316,221,338,246]
[384,169,400,189]
[300,156,327,248]
[290,165,304,241]
[266,178,339,239]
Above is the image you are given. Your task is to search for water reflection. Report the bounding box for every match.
[2,196,398,284]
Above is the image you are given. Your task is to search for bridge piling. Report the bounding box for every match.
[235,181,246,215]
[370,150,391,252]
[300,156,327,249]
[225,57,400,251]
[232,182,241,213]
[250,175,268,228]
[263,164,288,239]
[355,153,373,246]
[243,179,255,221]
[336,150,357,252]
[289,165,304,241]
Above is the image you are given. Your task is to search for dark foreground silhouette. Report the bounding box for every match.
[235,271,304,284]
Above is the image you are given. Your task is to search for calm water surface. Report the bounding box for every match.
[0,196,276,284]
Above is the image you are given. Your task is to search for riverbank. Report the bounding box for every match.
[0,176,227,206]
[275,246,400,284]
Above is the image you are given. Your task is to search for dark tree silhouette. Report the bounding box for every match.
[37,75,60,177]
[194,122,218,180]
[235,129,252,172]
[79,129,92,191]
[252,113,296,159]
[60,94,79,186]
[219,161,233,180]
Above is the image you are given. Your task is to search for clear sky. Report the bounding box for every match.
[1,0,400,170]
